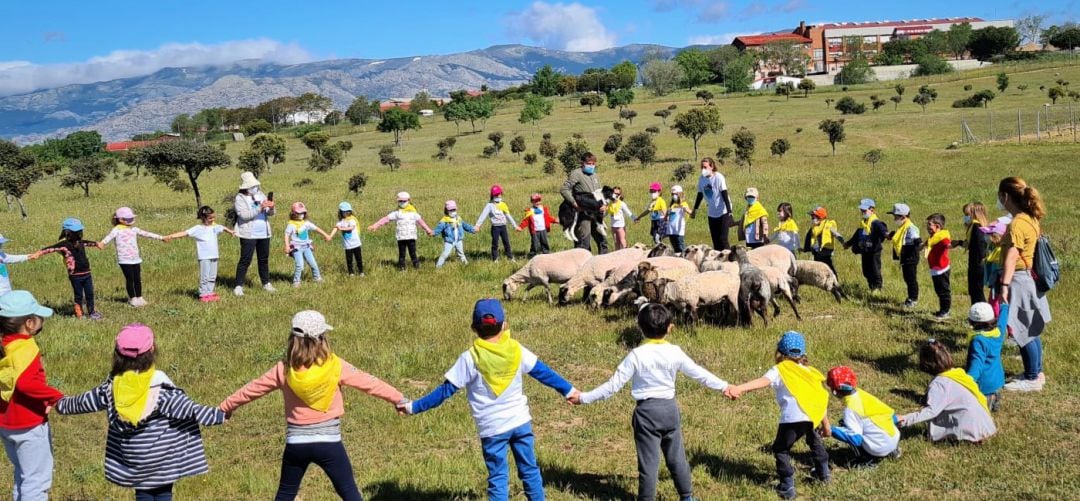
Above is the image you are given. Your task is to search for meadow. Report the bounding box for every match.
[2,59,1079,500]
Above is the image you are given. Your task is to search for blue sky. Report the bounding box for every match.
[0,0,1073,95]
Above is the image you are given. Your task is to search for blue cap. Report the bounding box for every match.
[777,331,807,357]
[62,217,84,232]
[858,199,876,211]
[472,298,506,327]
[0,291,54,319]
[0,234,8,244]
[338,201,353,212]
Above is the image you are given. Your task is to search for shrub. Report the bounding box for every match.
[912,54,953,76]
[293,178,314,188]
[524,153,538,165]
[542,159,557,175]
[615,132,657,167]
[672,163,694,182]
[952,90,995,108]
[770,138,790,158]
[348,173,368,195]
[835,96,867,115]
[863,148,885,167]
[379,145,401,171]
[292,124,322,138]
[645,126,660,134]
[613,122,626,133]
[603,134,623,154]
[963,84,974,91]
[558,138,590,174]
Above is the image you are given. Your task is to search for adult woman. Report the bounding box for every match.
[233,172,276,296]
[691,157,734,251]
[955,202,989,304]
[997,177,1051,392]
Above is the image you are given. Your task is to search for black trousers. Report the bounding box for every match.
[812,249,837,277]
[861,251,883,290]
[275,441,362,501]
[772,421,829,481]
[490,225,513,260]
[69,273,96,313]
[902,261,919,301]
[235,237,271,287]
[529,230,550,256]
[967,262,986,304]
[932,270,952,313]
[344,247,363,274]
[708,214,734,251]
[397,239,418,268]
[119,263,142,298]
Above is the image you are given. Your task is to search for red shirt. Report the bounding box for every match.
[0,334,63,430]
[517,205,556,234]
[927,237,951,275]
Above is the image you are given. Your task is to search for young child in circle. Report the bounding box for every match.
[165,206,235,302]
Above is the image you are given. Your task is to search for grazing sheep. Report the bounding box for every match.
[557,244,649,304]
[503,248,592,303]
[636,257,700,304]
[587,259,641,307]
[653,270,741,324]
[719,244,797,277]
[761,266,802,320]
[733,246,772,327]
[683,244,720,269]
[794,260,845,302]
[647,241,675,257]
[602,256,697,307]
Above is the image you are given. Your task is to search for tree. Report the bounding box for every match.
[243,119,273,136]
[613,122,626,133]
[524,153,538,165]
[249,134,286,173]
[410,91,437,114]
[580,94,604,111]
[577,68,617,93]
[762,41,809,76]
[818,119,846,155]
[377,108,421,146]
[378,145,401,171]
[346,96,379,125]
[835,96,866,115]
[301,131,330,155]
[654,109,671,125]
[952,89,995,108]
[675,49,713,89]
[912,54,953,76]
[539,133,558,161]
[997,72,1010,93]
[170,114,197,138]
[610,61,638,89]
[946,22,973,59]
[1048,86,1065,104]
[671,106,723,161]
[871,96,887,111]
[890,95,903,110]
[968,26,1021,60]
[770,138,790,158]
[603,134,623,154]
[730,128,756,172]
[0,141,40,219]
[487,132,505,156]
[798,78,816,97]
[921,30,949,56]
[918,84,938,101]
[519,94,553,126]
[775,82,795,100]
[895,83,906,97]
[641,59,684,96]
[722,54,754,92]
[557,138,590,174]
[913,92,934,112]
[510,135,526,157]
[1016,15,1047,45]
[863,149,884,167]
[558,75,578,96]
[295,93,333,116]
[619,109,638,125]
[348,173,368,196]
[127,140,230,207]
[606,89,635,111]
[696,89,714,104]
[531,65,561,97]
[59,131,104,160]
[1017,84,1028,93]
[443,92,496,133]
[836,56,875,85]
[237,148,266,178]
[615,132,657,167]
[1049,27,1080,50]
[433,137,457,161]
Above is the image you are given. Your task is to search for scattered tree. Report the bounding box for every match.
[524,153,538,165]
[672,163,694,182]
[606,88,635,111]
[377,108,421,146]
[610,60,638,90]
[770,138,790,158]
[798,78,816,97]
[237,149,266,177]
[301,131,330,155]
[775,82,795,100]
[913,92,934,112]
[894,83,906,97]
[818,119,846,156]
[539,133,558,161]
[619,109,638,125]
[952,90,995,108]
[964,84,973,91]
[557,138,591,174]
[642,59,684,96]
[432,137,457,161]
[243,119,273,136]
[348,173,368,196]
[671,106,723,161]
[249,134,286,173]
[613,122,626,133]
[580,93,604,111]
[696,89,715,104]
[345,96,379,125]
[519,94,554,126]
[0,140,40,219]
[730,128,756,172]
[997,72,1010,93]
[918,85,938,101]
[871,96,887,111]
[835,96,867,115]
[487,132,505,156]
[654,109,671,125]
[863,148,885,167]
[615,132,657,167]
[127,140,230,207]
[603,134,623,154]
[379,145,401,171]
[890,95,903,110]
[825,98,835,108]
[443,92,496,133]
[307,139,351,172]
[946,22,973,59]
[1048,86,1065,104]
[510,135,527,157]
[715,147,733,165]
[531,65,561,97]
[645,126,660,134]
[1017,84,1028,93]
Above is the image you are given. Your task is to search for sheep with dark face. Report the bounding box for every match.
[557,244,649,304]
[760,266,802,320]
[732,246,771,326]
[600,256,697,307]
[503,248,592,303]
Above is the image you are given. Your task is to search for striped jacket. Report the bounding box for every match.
[56,371,226,488]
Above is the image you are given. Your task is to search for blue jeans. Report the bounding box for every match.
[291,247,321,283]
[480,422,544,501]
[1020,336,1043,380]
[0,422,53,501]
[135,484,173,501]
[436,241,466,268]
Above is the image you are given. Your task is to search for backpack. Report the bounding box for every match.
[1019,218,1060,293]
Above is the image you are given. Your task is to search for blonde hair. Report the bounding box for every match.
[962,202,989,228]
[998,177,1046,220]
[285,335,332,370]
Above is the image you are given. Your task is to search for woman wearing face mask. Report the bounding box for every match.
[739,188,769,249]
[952,202,990,304]
[233,171,276,296]
[692,158,735,251]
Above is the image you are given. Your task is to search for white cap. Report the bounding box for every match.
[968,303,995,323]
[291,311,333,338]
[396,191,411,201]
[745,187,759,198]
[671,185,684,194]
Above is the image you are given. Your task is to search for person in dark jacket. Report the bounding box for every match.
[559,152,608,254]
[952,202,989,304]
[844,199,889,293]
[886,203,921,308]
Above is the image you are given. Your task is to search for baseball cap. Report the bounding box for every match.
[490,185,503,196]
[671,185,684,194]
[445,200,458,211]
[745,187,759,199]
[115,207,135,220]
[530,193,542,202]
[808,206,827,219]
[969,303,995,323]
[826,366,858,392]
[338,201,353,212]
[291,311,333,338]
[649,182,662,192]
[116,323,154,358]
[291,202,307,214]
[62,217,84,232]
[886,203,911,216]
[858,198,876,210]
[472,299,506,327]
[777,331,807,357]
[0,291,54,319]
[396,192,411,201]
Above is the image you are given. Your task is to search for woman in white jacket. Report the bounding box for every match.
[233,172,276,296]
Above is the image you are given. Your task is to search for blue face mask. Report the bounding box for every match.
[963,215,972,225]
[583,165,596,175]
[746,197,756,205]
[862,212,872,220]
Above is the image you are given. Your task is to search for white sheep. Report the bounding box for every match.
[587,259,641,307]
[635,257,701,304]
[760,266,802,320]
[718,244,797,276]
[503,248,593,303]
[654,270,741,324]
[794,260,845,302]
[557,244,649,304]
[601,256,697,307]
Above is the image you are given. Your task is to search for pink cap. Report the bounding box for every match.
[490,185,503,196]
[115,207,135,220]
[291,202,307,213]
[445,200,458,211]
[530,193,542,202]
[649,182,662,192]
[116,323,154,358]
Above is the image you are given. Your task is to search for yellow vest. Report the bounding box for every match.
[0,338,39,402]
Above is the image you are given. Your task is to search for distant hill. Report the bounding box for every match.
[0,44,691,143]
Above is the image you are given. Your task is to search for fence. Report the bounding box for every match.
[959,104,1080,144]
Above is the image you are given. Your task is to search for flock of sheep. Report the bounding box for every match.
[502,243,844,326]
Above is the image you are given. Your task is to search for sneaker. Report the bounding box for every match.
[129,298,139,307]
[199,295,213,303]
[888,446,902,459]
[263,283,277,293]
[207,293,220,302]
[134,297,148,307]
[358,273,365,277]
[903,299,918,308]
[987,393,1001,412]
[1037,372,1046,384]
[233,286,244,297]
[1004,378,1043,392]
[292,282,301,288]
[811,465,831,483]
[314,277,324,283]
[88,311,104,321]
[933,311,950,321]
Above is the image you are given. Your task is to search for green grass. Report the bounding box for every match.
[3,60,1080,500]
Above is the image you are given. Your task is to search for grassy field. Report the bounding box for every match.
[2,60,1079,500]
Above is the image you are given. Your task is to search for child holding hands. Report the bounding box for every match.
[368,192,433,270]
[822,366,900,462]
[897,340,996,443]
[284,202,332,287]
[98,207,165,308]
[164,206,235,302]
[0,234,43,295]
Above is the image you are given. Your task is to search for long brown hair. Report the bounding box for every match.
[962,202,988,228]
[701,157,718,171]
[998,177,1046,220]
[285,335,332,370]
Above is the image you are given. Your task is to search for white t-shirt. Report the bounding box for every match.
[285,221,317,249]
[336,217,362,249]
[697,173,730,218]
[389,211,423,241]
[185,224,226,260]
[529,208,546,232]
[444,346,539,438]
[841,394,900,457]
[666,202,690,237]
[580,342,728,403]
[764,365,811,424]
[608,200,634,229]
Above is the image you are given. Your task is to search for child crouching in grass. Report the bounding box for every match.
[399,299,577,501]
[822,366,900,464]
[570,303,735,501]
[897,340,996,443]
[56,323,226,500]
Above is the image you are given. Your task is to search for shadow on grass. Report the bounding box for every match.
[616,325,643,349]
[541,461,636,500]
[219,271,296,287]
[849,352,913,376]
[366,480,479,501]
[889,388,925,405]
[690,448,773,484]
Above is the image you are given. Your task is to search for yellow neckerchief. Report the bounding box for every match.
[860,213,880,235]
[493,201,511,215]
[342,215,359,227]
[744,201,768,228]
[641,338,669,345]
[470,331,522,397]
[891,218,912,256]
[648,197,667,213]
[607,199,624,216]
[811,220,836,249]
[399,203,418,213]
[776,360,829,427]
[927,229,951,249]
[439,215,461,226]
[114,223,132,231]
[775,218,799,234]
[0,337,39,402]
[523,206,546,221]
[288,218,308,233]
[939,368,989,413]
[113,368,156,425]
[967,326,1002,343]
[286,354,342,412]
[986,245,1003,265]
[668,200,689,215]
[842,389,898,437]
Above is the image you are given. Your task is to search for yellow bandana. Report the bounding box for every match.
[776,360,829,426]
[986,245,1003,265]
[470,331,522,397]
[775,219,799,234]
[641,338,669,345]
[440,215,462,225]
[967,327,1002,343]
[939,368,989,413]
[494,201,512,215]
[811,220,836,249]
[287,355,342,412]
[927,229,951,249]
[0,338,39,402]
[744,201,768,228]
[607,199,624,216]
[648,197,667,213]
[113,369,156,425]
[399,203,418,213]
[843,389,898,437]
[114,224,131,230]
[891,218,912,257]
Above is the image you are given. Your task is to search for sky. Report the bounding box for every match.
[0,0,1074,96]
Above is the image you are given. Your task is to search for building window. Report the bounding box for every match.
[864,36,877,44]
[813,49,824,60]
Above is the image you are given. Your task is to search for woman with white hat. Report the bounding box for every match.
[233,172,276,296]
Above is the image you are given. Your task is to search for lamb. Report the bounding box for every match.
[601,256,697,307]
[760,266,802,320]
[587,259,641,307]
[652,270,741,324]
[557,244,649,304]
[733,246,772,327]
[503,248,592,303]
[794,260,845,302]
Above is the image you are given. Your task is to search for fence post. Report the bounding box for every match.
[989,109,994,141]
[1072,103,1077,143]
[1017,109,1022,144]
[1037,109,1041,140]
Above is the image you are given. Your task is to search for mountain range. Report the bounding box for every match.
[0,44,695,144]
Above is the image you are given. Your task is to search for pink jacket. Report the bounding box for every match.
[220,359,404,425]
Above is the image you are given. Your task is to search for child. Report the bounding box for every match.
[925,213,952,320]
[164,206,236,302]
[98,207,165,308]
[368,192,434,271]
[221,311,405,500]
[475,185,518,261]
[40,218,103,319]
[728,332,830,500]
[606,186,634,250]
[886,203,920,306]
[517,194,557,257]
[846,199,888,293]
[0,234,42,296]
[0,291,63,500]
[284,202,331,288]
[965,303,1005,411]
[802,206,843,276]
[328,202,364,276]
[822,366,900,463]
[665,185,692,254]
[980,218,1009,310]
[433,200,477,269]
[634,182,667,244]
[773,203,800,254]
[953,202,989,304]
[56,323,226,499]
[897,340,996,443]
[570,303,734,500]
[399,299,577,501]
[741,187,769,249]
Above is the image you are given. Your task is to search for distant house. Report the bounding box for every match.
[105,133,180,152]
[379,99,411,112]
[284,109,330,125]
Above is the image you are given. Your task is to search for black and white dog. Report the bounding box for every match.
[558,186,615,242]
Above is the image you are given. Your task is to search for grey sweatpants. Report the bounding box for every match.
[199,258,218,296]
[632,398,692,501]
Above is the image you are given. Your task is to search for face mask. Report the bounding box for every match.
[613,193,621,200]
[449,211,458,218]
[862,212,872,220]
[894,217,904,224]
[650,192,659,200]
[672,194,680,202]
[963,215,972,225]
[811,218,821,225]
[996,198,1005,212]
[583,166,596,175]
[398,202,408,209]
[746,197,756,205]
[701,169,712,177]
[493,197,502,203]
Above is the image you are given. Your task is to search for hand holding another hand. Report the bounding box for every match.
[395,399,410,416]
[566,389,582,406]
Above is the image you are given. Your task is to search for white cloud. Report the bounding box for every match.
[504,2,616,52]
[0,38,313,97]
[688,32,756,45]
